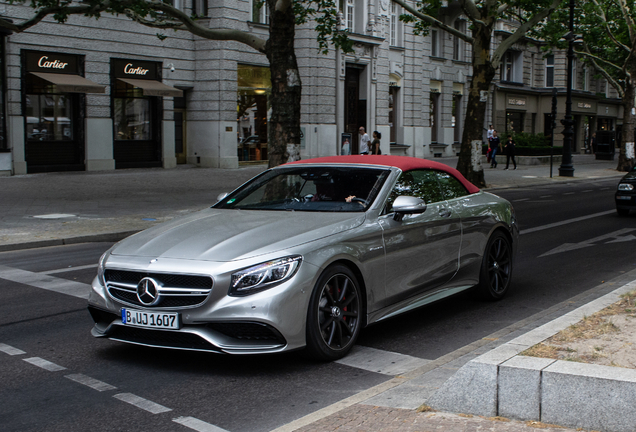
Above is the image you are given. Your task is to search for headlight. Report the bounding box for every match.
[618,183,634,191]
[97,251,109,284]
[230,255,302,296]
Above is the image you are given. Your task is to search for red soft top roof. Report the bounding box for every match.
[284,155,480,194]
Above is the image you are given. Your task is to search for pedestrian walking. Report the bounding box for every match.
[504,135,517,170]
[358,127,370,155]
[487,124,494,143]
[489,130,500,168]
[371,131,382,155]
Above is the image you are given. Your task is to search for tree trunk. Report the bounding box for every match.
[617,80,636,172]
[456,24,495,188]
[266,0,302,168]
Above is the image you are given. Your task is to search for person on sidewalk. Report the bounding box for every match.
[487,124,494,143]
[371,131,382,155]
[504,135,517,170]
[489,130,500,168]
[358,127,370,155]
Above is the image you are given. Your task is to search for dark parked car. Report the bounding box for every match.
[616,166,636,216]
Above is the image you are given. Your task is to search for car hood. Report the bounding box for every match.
[620,169,636,182]
[110,208,366,261]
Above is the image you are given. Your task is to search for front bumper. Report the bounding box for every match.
[88,256,319,354]
[615,192,636,209]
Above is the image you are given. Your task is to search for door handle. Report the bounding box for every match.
[439,208,452,218]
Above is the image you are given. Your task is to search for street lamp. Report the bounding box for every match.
[559,0,575,177]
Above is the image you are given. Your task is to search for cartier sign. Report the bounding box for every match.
[38,56,68,70]
[508,98,526,106]
[124,63,149,76]
[25,51,79,74]
[112,59,157,80]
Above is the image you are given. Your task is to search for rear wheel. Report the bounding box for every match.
[305,265,362,361]
[478,231,512,300]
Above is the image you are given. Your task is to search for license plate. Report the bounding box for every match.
[121,308,180,330]
[617,196,632,201]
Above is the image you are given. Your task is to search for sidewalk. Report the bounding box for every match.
[0,154,628,432]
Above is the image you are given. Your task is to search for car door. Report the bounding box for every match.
[377,169,462,308]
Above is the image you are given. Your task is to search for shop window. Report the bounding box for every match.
[506,111,525,133]
[113,80,152,141]
[545,54,554,87]
[165,0,185,10]
[252,0,269,24]
[571,58,577,90]
[237,64,271,162]
[26,93,73,142]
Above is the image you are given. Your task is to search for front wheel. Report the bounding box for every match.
[617,208,630,217]
[305,265,362,361]
[478,231,512,300]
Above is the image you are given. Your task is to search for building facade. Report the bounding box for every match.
[0,1,622,176]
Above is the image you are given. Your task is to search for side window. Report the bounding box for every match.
[436,172,469,200]
[387,169,445,210]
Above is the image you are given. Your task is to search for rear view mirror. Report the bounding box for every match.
[392,196,427,221]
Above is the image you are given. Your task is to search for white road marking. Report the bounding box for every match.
[520,210,616,235]
[539,228,636,257]
[512,198,530,202]
[582,190,593,193]
[335,345,430,376]
[113,393,172,414]
[539,195,552,198]
[41,264,98,275]
[0,343,25,356]
[563,192,576,195]
[23,357,66,371]
[0,265,90,299]
[173,417,230,432]
[65,374,117,392]
[32,214,76,219]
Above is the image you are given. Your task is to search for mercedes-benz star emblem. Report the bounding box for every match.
[136,277,161,306]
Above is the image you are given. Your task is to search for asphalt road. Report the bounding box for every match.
[1,177,635,432]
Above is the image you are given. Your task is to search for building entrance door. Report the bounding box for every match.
[174,94,187,164]
[345,66,366,154]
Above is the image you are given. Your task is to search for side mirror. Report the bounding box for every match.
[217,192,229,203]
[391,196,427,221]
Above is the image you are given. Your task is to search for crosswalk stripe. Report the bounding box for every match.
[0,343,26,356]
[113,393,172,414]
[173,416,230,432]
[0,265,90,299]
[335,345,430,376]
[23,357,66,371]
[65,374,117,392]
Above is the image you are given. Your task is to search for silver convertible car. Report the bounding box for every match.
[88,156,518,360]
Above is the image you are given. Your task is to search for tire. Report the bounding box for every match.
[617,208,630,217]
[478,231,512,300]
[305,264,362,361]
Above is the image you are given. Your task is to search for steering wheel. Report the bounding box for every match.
[350,198,367,205]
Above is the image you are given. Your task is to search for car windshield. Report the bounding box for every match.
[215,166,390,212]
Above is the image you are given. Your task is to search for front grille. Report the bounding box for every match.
[208,322,286,344]
[104,269,213,309]
[109,326,221,352]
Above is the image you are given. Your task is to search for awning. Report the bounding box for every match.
[30,72,106,93]
[117,78,183,97]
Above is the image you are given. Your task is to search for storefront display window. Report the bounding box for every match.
[506,111,525,133]
[113,80,152,141]
[237,64,271,162]
[26,93,73,141]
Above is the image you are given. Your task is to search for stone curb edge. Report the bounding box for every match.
[0,230,141,253]
[428,278,636,432]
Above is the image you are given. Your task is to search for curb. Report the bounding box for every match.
[0,230,141,253]
[428,277,636,432]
